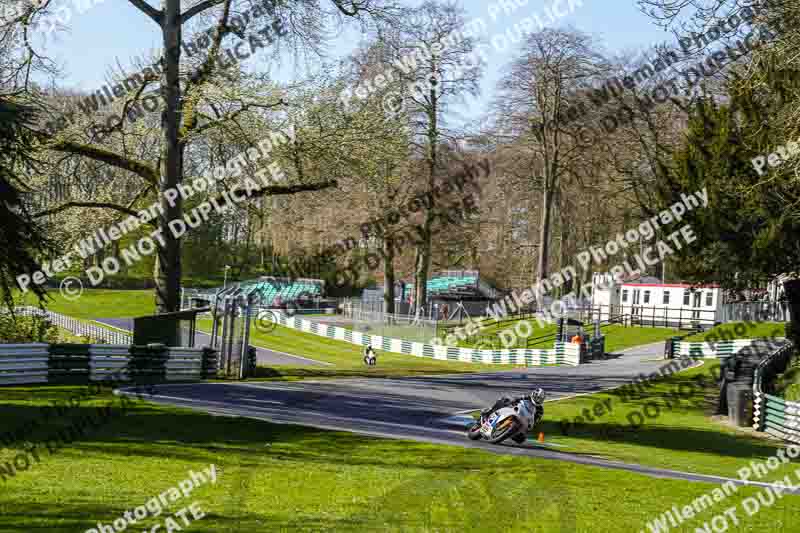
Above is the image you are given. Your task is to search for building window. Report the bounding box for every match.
[622,289,628,303]
[663,291,670,305]
[683,290,690,305]
[643,290,650,304]
[706,292,713,307]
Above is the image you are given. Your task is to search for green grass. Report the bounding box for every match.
[22,289,155,319]
[785,383,800,402]
[776,356,800,402]
[535,360,799,480]
[197,318,522,379]
[447,317,558,348]
[683,321,787,342]
[600,325,684,353]
[54,327,91,344]
[1,385,798,532]
[450,316,682,352]
[195,317,684,380]
[338,321,440,344]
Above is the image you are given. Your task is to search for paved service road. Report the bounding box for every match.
[94,318,328,367]
[118,341,799,491]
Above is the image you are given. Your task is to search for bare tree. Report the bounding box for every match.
[385,0,483,317]
[495,28,608,305]
[2,0,399,312]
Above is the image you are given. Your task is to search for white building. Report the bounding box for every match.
[591,272,725,327]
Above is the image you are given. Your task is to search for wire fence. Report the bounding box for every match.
[349,308,441,344]
[13,307,132,345]
[722,301,791,323]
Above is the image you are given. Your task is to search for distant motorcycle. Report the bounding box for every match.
[363,346,377,366]
[467,388,545,444]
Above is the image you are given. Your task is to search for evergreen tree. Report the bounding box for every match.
[0,97,53,309]
[657,87,800,342]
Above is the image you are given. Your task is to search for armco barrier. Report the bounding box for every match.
[670,338,782,358]
[0,344,49,385]
[272,312,581,366]
[753,341,799,444]
[0,344,218,385]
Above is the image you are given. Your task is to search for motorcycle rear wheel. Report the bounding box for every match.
[488,418,520,444]
[466,423,483,441]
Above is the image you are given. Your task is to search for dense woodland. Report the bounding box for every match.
[1,0,799,331]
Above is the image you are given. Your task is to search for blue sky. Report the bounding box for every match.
[44,0,671,120]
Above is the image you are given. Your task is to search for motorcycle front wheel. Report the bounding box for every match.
[466,422,483,441]
[488,418,520,444]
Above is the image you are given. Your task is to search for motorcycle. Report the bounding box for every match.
[467,389,545,444]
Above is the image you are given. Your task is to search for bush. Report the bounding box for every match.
[0,311,58,343]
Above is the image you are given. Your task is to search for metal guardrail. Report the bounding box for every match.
[753,341,798,443]
[13,307,132,345]
[0,344,218,385]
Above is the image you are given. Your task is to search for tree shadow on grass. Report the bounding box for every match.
[536,417,781,462]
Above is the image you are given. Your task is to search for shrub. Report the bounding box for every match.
[0,311,59,343]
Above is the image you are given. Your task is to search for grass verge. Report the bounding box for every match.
[600,324,683,353]
[536,360,798,480]
[54,327,91,344]
[683,321,787,342]
[0,385,798,532]
[22,289,155,320]
[197,319,523,379]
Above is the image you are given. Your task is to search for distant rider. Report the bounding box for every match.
[363,345,377,366]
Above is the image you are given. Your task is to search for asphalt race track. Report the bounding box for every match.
[118,341,800,492]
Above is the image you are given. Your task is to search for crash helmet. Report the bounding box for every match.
[530,388,545,404]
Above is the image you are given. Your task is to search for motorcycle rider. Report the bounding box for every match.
[482,388,545,422]
[363,345,377,366]
[469,388,546,443]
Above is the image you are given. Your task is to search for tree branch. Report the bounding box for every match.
[213,180,338,210]
[181,0,227,23]
[126,0,163,25]
[186,99,286,139]
[45,140,159,186]
[33,201,141,220]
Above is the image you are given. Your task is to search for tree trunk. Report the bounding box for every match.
[783,279,800,348]
[155,0,183,313]
[383,236,395,315]
[536,183,553,309]
[413,218,432,319]
[414,71,438,319]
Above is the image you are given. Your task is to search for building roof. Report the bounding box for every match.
[620,282,721,289]
[623,275,662,284]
